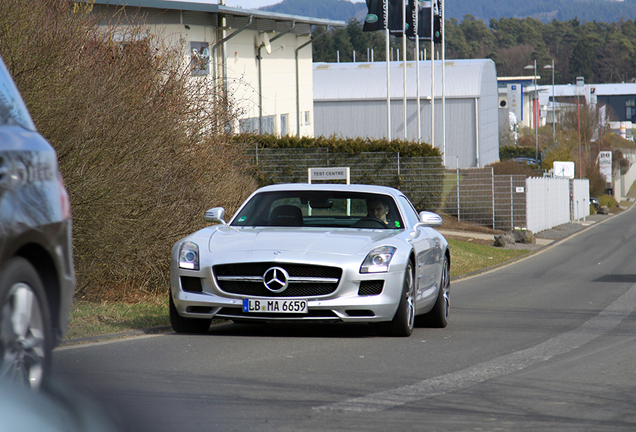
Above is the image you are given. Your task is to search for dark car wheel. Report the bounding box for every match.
[169,292,212,334]
[415,255,450,328]
[0,257,53,390]
[377,261,415,337]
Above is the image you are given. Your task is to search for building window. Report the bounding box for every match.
[239,118,257,134]
[280,114,289,136]
[626,99,636,120]
[239,116,275,134]
[304,111,311,125]
[190,42,209,76]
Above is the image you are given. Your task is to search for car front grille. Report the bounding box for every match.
[213,262,342,297]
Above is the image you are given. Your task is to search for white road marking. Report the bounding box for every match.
[315,283,636,413]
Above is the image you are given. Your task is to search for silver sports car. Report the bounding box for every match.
[170,184,450,337]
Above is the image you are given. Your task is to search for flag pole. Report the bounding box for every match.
[441,0,445,166]
[415,0,421,143]
[430,0,434,150]
[386,23,391,140]
[403,0,407,140]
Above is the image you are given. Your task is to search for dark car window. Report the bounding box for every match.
[232,191,404,229]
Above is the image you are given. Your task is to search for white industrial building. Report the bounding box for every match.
[87,0,345,137]
[313,59,500,168]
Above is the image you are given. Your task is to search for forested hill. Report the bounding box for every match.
[260,0,636,25]
[309,16,636,85]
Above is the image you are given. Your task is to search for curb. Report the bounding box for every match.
[60,325,172,346]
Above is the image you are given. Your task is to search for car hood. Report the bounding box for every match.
[207,226,402,257]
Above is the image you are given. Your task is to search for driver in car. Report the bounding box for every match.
[366,198,390,225]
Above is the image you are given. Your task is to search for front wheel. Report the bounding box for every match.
[169,293,212,334]
[377,261,415,337]
[415,255,450,328]
[0,257,53,390]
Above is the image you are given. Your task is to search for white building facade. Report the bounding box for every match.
[89,0,344,137]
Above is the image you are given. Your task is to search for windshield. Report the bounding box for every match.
[231,191,404,229]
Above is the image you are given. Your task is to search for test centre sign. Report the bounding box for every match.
[308,167,350,184]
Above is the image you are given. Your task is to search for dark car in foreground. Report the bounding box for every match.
[0,56,75,390]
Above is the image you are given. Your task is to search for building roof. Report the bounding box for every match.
[90,0,346,28]
[313,59,496,101]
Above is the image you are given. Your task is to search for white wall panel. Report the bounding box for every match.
[571,179,590,221]
[526,177,570,233]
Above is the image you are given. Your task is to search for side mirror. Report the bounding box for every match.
[417,211,442,228]
[204,207,226,224]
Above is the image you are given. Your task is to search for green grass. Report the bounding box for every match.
[448,239,530,278]
[64,238,532,341]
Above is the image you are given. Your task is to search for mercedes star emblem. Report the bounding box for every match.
[263,267,289,293]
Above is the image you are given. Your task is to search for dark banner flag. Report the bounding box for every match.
[363,0,409,35]
[362,0,386,32]
[406,0,443,43]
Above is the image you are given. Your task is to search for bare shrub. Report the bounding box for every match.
[0,0,256,300]
[489,159,538,177]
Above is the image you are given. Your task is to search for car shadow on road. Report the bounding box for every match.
[175,320,383,338]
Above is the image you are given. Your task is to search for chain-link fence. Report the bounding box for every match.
[243,146,527,230]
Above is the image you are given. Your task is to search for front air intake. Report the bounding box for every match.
[358,280,384,296]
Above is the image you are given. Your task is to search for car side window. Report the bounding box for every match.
[0,59,35,130]
[398,196,420,227]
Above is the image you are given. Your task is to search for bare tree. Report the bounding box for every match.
[0,0,257,300]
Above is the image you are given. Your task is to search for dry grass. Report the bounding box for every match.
[440,213,504,234]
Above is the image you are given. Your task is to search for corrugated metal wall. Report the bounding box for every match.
[314,98,478,167]
[479,61,500,166]
[313,60,499,169]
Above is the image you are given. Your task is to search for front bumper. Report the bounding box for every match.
[170,263,405,323]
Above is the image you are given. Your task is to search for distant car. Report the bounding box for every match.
[170,183,450,337]
[512,157,540,167]
[0,56,75,389]
[590,197,600,210]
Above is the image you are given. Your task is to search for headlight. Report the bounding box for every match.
[360,246,397,273]
[178,241,200,270]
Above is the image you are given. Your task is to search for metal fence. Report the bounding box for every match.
[244,146,528,230]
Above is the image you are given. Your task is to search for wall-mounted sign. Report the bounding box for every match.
[599,151,612,183]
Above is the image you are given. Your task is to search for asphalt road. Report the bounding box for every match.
[52,208,636,432]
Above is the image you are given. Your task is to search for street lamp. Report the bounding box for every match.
[524,60,538,163]
[544,60,555,144]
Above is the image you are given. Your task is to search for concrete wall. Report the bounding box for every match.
[225,31,314,137]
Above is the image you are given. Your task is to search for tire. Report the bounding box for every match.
[169,292,212,334]
[0,257,53,390]
[377,261,415,337]
[415,255,450,328]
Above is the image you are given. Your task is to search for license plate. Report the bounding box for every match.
[242,299,308,314]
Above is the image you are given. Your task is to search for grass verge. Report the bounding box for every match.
[64,238,533,341]
[65,297,169,340]
[448,239,529,278]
